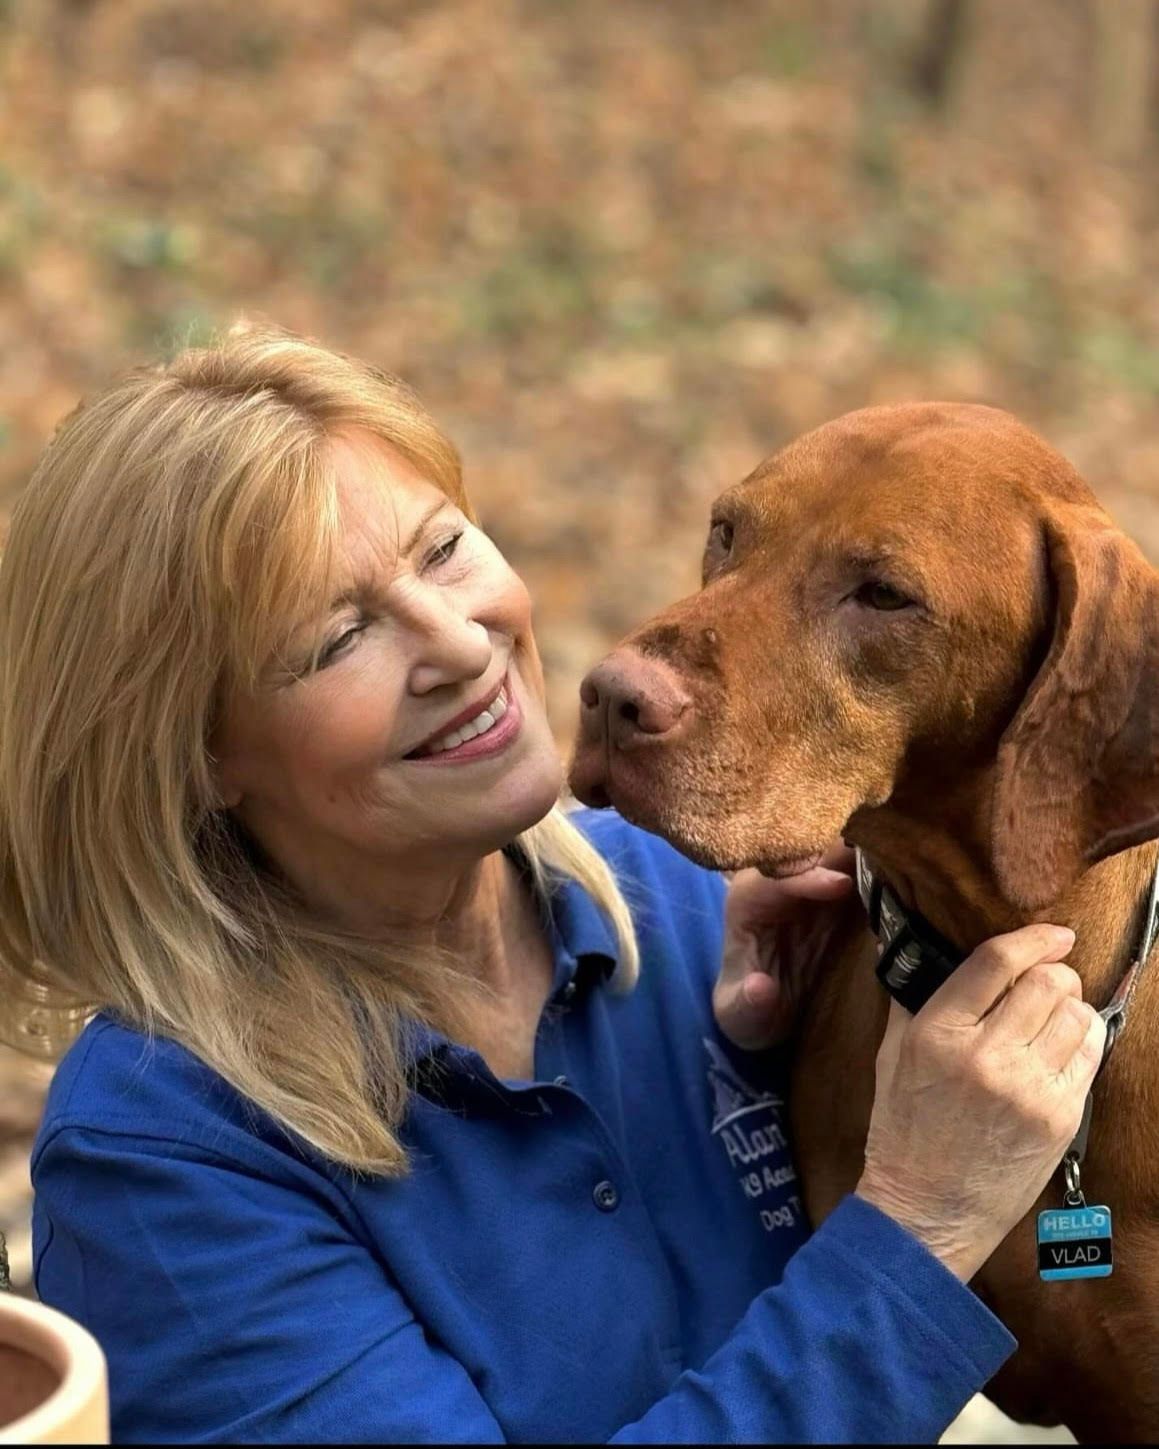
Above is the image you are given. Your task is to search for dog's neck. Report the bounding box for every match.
[849,781,1159,1008]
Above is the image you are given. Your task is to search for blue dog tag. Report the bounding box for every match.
[1037,1204,1113,1281]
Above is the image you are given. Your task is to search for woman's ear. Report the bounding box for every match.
[992,509,1159,911]
[207,742,244,811]
[217,779,244,810]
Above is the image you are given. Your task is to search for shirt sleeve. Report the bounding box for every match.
[33,1126,1013,1445]
[615,1193,1015,1444]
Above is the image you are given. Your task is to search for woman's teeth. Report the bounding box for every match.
[426,688,509,754]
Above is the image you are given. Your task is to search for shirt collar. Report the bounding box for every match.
[543,869,620,993]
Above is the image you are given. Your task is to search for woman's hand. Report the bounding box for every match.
[856,922,1106,1282]
[714,842,855,1050]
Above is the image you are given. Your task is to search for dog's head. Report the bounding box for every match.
[570,402,1159,911]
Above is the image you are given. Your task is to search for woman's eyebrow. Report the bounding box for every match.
[325,498,452,610]
[398,497,451,558]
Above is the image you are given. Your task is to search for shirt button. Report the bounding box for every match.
[560,981,577,1004]
[592,1179,619,1212]
[553,1074,568,1087]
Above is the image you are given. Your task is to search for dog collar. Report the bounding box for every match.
[854,846,1159,1059]
[1096,854,1159,1059]
[853,849,965,1013]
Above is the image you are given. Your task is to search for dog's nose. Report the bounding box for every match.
[579,649,691,749]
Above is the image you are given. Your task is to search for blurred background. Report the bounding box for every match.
[3,0,1158,1438]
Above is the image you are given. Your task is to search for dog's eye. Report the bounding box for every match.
[702,519,736,582]
[705,519,734,561]
[853,580,912,611]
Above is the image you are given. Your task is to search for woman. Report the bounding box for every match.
[3,322,1102,1443]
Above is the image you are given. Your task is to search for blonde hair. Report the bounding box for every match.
[0,319,638,1175]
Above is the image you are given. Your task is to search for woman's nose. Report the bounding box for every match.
[406,607,492,695]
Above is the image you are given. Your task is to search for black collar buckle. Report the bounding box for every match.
[857,849,967,1014]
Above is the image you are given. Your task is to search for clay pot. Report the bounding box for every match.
[0,1296,107,1444]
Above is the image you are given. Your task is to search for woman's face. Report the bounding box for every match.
[214,430,563,905]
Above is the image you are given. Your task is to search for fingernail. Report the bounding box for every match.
[1048,925,1076,950]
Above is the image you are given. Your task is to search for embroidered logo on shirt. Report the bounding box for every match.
[704,1038,802,1234]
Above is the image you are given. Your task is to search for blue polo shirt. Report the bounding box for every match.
[31,809,1013,1443]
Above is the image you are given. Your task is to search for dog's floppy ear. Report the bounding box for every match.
[993,510,1159,911]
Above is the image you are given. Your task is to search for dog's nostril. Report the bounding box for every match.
[618,701,641,726]
[579,678,600,709]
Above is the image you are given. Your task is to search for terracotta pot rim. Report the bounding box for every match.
[0,1295,107,1444]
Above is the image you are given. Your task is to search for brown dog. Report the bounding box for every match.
[569,402,1159,1443]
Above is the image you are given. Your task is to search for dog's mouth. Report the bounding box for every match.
[570,728,698,853]
[570,730,840,875]
[569,737,651,817]
[571,737,829,875]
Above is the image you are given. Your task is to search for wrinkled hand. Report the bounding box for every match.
[714,842,856,1051]
[856,923,1106,1282]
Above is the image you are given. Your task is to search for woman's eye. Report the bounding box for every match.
[853,580,912,611]
[318,623,364,667]
[427,531,464,568]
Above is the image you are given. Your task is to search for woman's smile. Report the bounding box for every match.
[404,671,523,765]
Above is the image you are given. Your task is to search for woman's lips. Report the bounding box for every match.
[406,679,523,765]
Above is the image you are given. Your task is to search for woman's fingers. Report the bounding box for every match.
[769,866,854,903]
[818,839,856,875]
[926,923,1077,1026]
[713,971,789,1052]
[1061,1005,1108,1093]
[724,864,851,938]
[716,847,855,1052]
[985,958,1083,1045]
[1031,994,1097,1074]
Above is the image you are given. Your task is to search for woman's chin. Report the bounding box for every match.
[500,746,566,838]
[446,724,564,853]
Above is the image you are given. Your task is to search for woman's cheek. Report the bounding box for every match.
[294,661,402,773]
[502,575,548,700]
